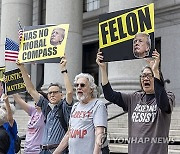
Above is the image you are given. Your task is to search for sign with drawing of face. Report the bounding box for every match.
[50,27,65,46]
[99,3,154,62]
[133,32,151,58]
[18,24,69,63]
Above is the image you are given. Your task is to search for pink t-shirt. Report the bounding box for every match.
[24,106,45,154]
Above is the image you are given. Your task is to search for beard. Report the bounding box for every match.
[76,92,88,102]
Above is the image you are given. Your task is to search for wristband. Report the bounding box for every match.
[61,70,68,73]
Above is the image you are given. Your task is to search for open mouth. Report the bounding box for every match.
[143,82,150,87]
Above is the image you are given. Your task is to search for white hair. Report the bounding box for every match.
[0,103,16,115]
[0,108,7,125]
[74,73,97,97]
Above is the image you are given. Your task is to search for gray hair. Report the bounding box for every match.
[0,108,7,125]
[48,83,62,93]
[50,27,65,45]
[0,103,16,115]
[74,73,97,97]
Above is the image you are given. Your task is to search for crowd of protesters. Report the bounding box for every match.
[0,31,175,154]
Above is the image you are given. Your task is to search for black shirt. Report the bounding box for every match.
[0,125,10,154]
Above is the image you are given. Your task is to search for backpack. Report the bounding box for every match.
[15,135,21,153]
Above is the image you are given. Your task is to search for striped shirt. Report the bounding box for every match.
[37,96,72,145]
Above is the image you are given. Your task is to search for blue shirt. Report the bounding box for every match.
[3,120,18,154]
[37,96,72,145]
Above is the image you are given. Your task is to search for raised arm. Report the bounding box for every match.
[147,50,174,113]
[96,49,127,110]
[60,57,73,104]
[2,94,14,127]
[96,49,108,86]
[13,94,29,113]
[16,62,40,103]
[150,49,160,80]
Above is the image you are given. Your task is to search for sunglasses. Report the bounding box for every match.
[48,90,60,95]
[74,83,86,88]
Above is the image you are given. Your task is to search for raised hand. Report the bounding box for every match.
[2,93,8,102]
[151,49,160,72]
[60,56,67,71]
[146,49,160,72]
[16,60,24,68]
[96,49,106,69]
[146,49,160,79]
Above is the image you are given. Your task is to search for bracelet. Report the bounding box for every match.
[61,70,68,73]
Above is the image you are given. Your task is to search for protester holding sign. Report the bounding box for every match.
[53,73,108,154]
[13,93,45,154]
[133,32,151,58]
[1,94,18,154]
[50,27,65,46]
[17,56,73,154]
[96,49,175,154]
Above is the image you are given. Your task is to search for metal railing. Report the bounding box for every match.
[106,102,127,121]
[105,101,180,153]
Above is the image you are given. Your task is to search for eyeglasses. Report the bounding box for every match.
[48,90,60,95]
[74,83,86,88]
[140,73,154,79]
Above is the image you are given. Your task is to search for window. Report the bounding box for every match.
[83,0,100,12]
[39,0,46,25]
[83,42,99,86]
[155,37,161,68]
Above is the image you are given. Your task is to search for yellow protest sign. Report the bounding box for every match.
[0,66,5,81]
[18,24,69,63]
[4,68,26,95]
[99,3,154,49]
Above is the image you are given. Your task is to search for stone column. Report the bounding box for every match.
[43,0,83,91]
[108,0,153,92]
[0,0,33,71]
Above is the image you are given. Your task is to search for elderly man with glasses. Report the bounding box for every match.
[17,56,73,154]
[53,73,108,154]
